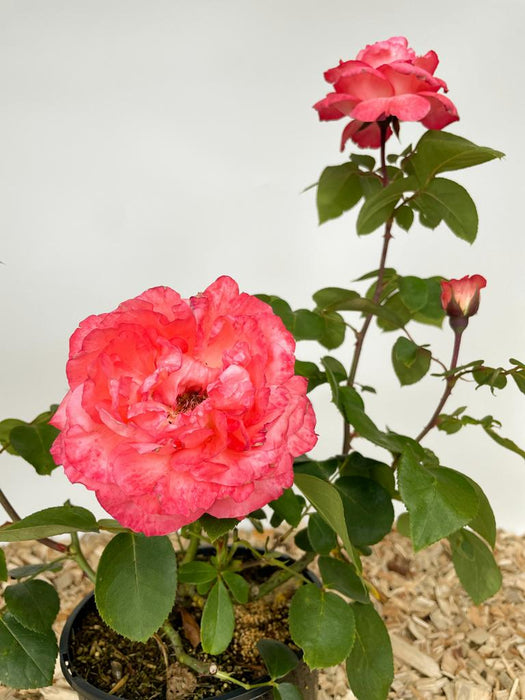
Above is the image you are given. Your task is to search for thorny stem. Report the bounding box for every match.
[69,532,96,583]
[343,120,394,454]
[162,621,210,674]
[0,488,67,554]
[415,325,465,442]
[252,551,315,600]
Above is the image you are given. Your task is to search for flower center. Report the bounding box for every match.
[174,388,208,415]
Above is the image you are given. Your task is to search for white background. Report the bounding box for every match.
[1,1,524,531]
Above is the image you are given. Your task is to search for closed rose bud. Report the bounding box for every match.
[440,275,487,319]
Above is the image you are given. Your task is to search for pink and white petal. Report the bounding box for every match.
[323,60,369,84]
[413,50,439,76]
[111,446,171,497]
[95,485,196,536]
[313,93,360,120]
[331,67,393,101]
[380,62,446,94]
[419,92,459,129]
[357,36,415,68]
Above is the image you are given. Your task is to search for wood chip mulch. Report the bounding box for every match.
[1,529,525,700]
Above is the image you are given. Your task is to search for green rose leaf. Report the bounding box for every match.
[398,451,479,550]
[294,360,326,393]
[449,529,502,604]
[464,476,496,548]
[200,514,239,542]
[409,131,504,184]
[255,295,294,331]
[0,548,6,582]
[201,579,235,654]
[316,311,346,349]
[339,452,396,499]
[222,571,250,604]
[392,337,431,386]
[356,177,416,235]
[4,581,59,633]
[256,639,299,680]
[511,368,525,394]
[351,154,376,171]
[307,513,337,555]
[398,276,428,313]
[317,163,363,224]
[412,277,446,327]
[273,683,303,700]
[0,613,57,689]
[95,532,177,641]
[9,423,60,475]
[413,177,478,243]
[394,205,414,231]
[336,476,394,547]
[0,419,26,454]
[346,603,394,700]
[270,488,305,528]
[0,505,98,542]
[313,287,360,312]
[295,473,355,564]
[178,561,218,585]
[8,560,64,580]
[289,584,355,668]
[318,556,369,603]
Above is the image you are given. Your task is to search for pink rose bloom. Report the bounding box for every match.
[314,36,459,150]
[440,274,487,318]
[51,277,317,536]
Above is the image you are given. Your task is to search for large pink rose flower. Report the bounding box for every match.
[51,276,317,536]
[314,36,459,150]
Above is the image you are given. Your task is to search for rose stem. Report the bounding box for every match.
[415,324,465,442]
[0,488,67,554]
[69,532,96,582]
[343,119,394,454]
[161,621,210,674]
[252,551,315,600]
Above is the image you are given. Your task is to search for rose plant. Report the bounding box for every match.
[1,35,524,700]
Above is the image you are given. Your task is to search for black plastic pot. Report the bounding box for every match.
[59,549,318,700]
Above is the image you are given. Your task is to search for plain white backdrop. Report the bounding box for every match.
[1,1,524,531]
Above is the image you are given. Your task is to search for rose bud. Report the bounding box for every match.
[440,274,487,318]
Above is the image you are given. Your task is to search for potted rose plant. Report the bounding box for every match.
[1,36,523,700]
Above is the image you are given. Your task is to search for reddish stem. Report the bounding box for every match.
[415,326,464,442]
[0,488,67,554]
[343,120,393,453]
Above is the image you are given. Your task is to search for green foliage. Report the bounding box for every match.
[8,560,63,580]
[95,533,177,642]
[256,639,299,679]
[449,529,502,604]
[339,452,396,498]
[294,360,327,393]
[472,366,507,391]
[413,178,478,242]
[273,683,303,700]
[9,423,60,476]
[199,515,238,542]
[391,337,431,385]
[4,581,59,634]
[289,584,355,668]
[295,473,355,563]
[398,451,480,550]
[318,556,369,603]
[0,549,6,581]
[356,177,416,235]
[336,476,394,547]
[407,131,504,184]
[346,603,394,700]
[270,488,305,527]
[222,571,250,604]
[0,613,57,689]
[178,561,218,585]
[307,513,337,554]
[0,505,98,542]
[200,579,235,654]
[317,163,363,223]
[437,410,525,459]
